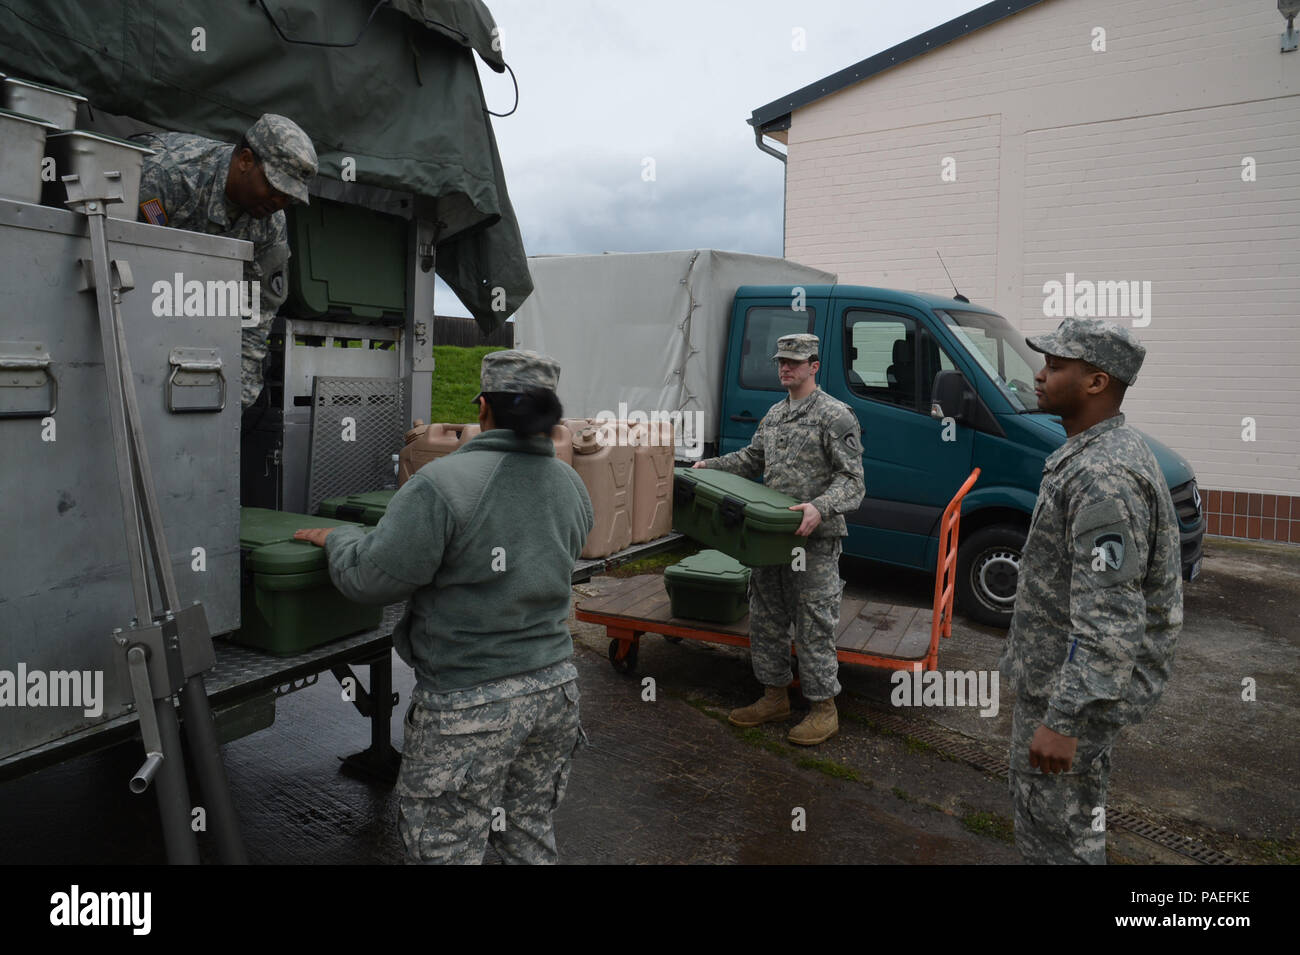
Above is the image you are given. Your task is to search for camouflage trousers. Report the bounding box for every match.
[397,677,583,865]
[747,536,844,701]
[240,319,271,409]
[1008,697,1118,864]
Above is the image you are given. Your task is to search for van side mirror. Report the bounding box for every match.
[930,370,973,421]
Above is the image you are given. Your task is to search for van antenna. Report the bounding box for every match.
[936,251,970,303]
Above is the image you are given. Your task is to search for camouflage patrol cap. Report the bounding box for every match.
[473,349,560,402]
[1027,317,1146,385]
[773,333,821,361]
[244,114,317,205]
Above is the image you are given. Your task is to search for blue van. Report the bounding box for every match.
[718,285,1204,627]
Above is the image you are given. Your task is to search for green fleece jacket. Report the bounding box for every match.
[324,430,594,692]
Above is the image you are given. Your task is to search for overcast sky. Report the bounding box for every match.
[437,0,983,316]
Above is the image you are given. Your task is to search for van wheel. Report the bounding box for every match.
[955,525,1025,629]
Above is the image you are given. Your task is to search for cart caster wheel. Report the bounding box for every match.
[608,639,638,675]
[663,636,683,644]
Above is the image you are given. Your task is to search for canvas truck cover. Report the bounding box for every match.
[0,0,529,332]
[512,250,837,446]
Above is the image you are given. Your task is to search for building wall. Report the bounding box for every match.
[782,0,1300,541]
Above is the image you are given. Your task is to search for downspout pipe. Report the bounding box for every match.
[753,127,787,163]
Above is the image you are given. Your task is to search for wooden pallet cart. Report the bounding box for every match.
[576,469,981,675]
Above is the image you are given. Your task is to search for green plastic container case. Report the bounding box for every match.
[663,550,751,623]
[316,490,396,526]
[672,468,803,566]
[233,507,383,655]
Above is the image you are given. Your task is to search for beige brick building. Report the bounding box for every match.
[749,0,1300,542]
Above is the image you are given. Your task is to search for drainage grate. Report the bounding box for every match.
[848,703,1239,865]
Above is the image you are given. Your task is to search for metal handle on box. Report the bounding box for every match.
[0,349,58,418]
[166,347,226,413]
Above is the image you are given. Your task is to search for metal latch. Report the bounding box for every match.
[166,347,225,413]
[718,494,746,529]
[673,475,696,505]
[0,341,58,418]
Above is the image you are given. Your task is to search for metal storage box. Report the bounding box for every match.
[2,77,85,130]
[672,467,804,566]
[232,508,383,655]
[316,490,395,525]
[0,108,58,203]
[0,198,246,761]
[663,550,751,623]
[42,130,153,221]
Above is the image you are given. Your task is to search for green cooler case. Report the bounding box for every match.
[316,490,396,526]
[672,468,803,566]
[233,507,384,655]
[663,550,751,623]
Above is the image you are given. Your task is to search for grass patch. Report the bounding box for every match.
[961,810,1015,844]
[429,345,506,423]
[796,757,859,782]
[1248,838,1300,864]
[739,727,789,757]
[607,541,702,578]
[679,695,728,725]
[903,736,934,755]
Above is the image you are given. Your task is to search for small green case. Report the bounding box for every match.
[663,549,751,623]
[316,490,396,526]
[232,507,383,655]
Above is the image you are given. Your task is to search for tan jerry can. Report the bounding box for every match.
[629,419,675,543]
[551,423,573,466]
[570,423,633,558]
[399,421,477,486]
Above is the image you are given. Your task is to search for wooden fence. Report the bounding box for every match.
[433,315,514,348]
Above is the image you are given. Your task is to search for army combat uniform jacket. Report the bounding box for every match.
[1001,414,1183,760]
[133,132,290,407]
[134,132,291,322]
[701,388,865,537]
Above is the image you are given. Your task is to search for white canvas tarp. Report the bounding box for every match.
[512,250,837,447]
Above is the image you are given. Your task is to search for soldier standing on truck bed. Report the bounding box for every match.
[693,333,865,745]
[131,113,318,408]
[1000,317,1182,864]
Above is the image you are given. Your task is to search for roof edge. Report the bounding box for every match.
[749,0,1051,130]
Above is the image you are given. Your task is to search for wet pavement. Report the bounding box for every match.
[0,537,1294,865]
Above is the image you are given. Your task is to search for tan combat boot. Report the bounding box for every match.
[728,686,791,727]
[787,698,838,745]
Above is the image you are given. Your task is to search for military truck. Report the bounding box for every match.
[0,0,542,862]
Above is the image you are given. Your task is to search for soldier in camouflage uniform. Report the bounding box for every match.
[132,114,318,408]
[694,333,865,745]
[999,318,1182,864]
[294,350,594,863]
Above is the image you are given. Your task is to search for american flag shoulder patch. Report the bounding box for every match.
[140,197,167,225]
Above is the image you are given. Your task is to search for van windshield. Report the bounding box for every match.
[937,309,1043,412]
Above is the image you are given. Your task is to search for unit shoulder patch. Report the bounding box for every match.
[829,409,861,452]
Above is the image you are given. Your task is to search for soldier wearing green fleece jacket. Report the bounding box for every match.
[295,350,593,865]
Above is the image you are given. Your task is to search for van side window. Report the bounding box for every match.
[740,306,816,391]
[844,311,920,410]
